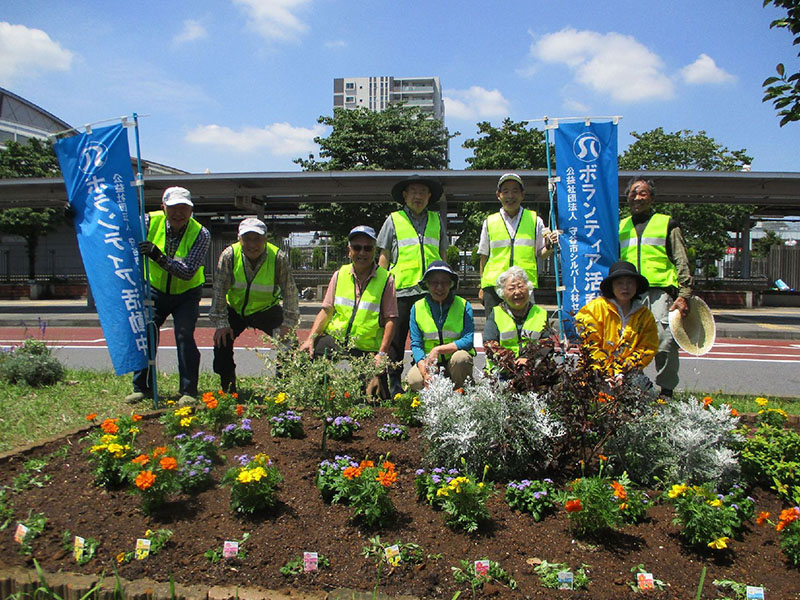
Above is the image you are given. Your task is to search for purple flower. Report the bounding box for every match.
[192,431,206,439]
[431,475,441,484]
[188,470,197,477]
[203,435,216,443]
[224,424,236,433]
[236,454,250,466]
[731,504,740,511]
[174,434,187,441]
[544,478,553,484]
[416,469,425,476]
[241,418,252,430]
[448,468,459,475]
[203,467,210,474]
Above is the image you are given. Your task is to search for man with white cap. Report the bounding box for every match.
[209,217,299,393]
[299,225,397,398]
[126,186,210,405]
[478,172,559,315]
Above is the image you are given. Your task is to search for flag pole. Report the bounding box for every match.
[130,113,159,409]
[542,116,566,348]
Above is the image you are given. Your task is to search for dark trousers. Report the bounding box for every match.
[388,293,424,397]
[133,286,202,397]
[312,334,390,400]
[481,286,502,316]
[212,304,283,391]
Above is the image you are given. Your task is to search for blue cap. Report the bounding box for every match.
[348,225,377,241]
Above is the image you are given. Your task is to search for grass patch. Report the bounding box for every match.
[679,390,800,415]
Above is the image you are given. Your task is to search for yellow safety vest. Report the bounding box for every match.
[413,295,475,363]
[326,264,390,352]
[226,242,279,316]
[389,210,441,290]
[487,304,548,370]
[619,214,678,288]
[481,209,538,289]
[146,212,205,294]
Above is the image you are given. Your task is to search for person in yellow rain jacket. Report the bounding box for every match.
[575,261,658,376]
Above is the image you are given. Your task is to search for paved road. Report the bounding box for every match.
[2,326,799,397]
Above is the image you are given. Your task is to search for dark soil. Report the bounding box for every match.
[1,407,798,599]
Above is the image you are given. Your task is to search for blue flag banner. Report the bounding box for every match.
[554,121,619,335]
[54,124,148,375]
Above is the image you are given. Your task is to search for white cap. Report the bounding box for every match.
[238,217,267,236]
[162,186,193,207]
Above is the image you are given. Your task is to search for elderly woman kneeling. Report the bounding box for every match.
[483,266,548,372]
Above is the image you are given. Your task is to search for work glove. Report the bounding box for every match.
[138,241,165,262]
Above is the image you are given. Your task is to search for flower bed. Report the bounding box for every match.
[1,404,799,599]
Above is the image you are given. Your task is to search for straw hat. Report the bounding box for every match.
[668,296,716,356]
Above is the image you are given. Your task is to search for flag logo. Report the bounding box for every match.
[573,132,601,162]
[79,142,109,174]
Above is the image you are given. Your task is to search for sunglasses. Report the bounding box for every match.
[350,244,374,252]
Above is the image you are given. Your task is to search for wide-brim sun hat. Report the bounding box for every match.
[391,175,443,205]
[599,261,649,298]
[669,296,716,356]
[420,260,459,288]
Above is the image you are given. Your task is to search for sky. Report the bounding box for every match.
[2,0,799,174]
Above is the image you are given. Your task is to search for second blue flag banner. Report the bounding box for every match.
[54,124,148,375]
[554,120,620,335]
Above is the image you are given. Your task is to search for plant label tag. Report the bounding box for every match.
[13,523,28,544]
[73,536,85,562]
[637,572,655,590]
[303,552,318,572]
[223,541,239,559]
[746,587,765,600]
[135,538,151,560]
[558,571,574,590]
[474,559,490,576]
[385,545,401,567]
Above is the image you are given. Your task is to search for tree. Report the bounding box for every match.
[619,128,755,277]
[457,119,553,250]
[762,0,800,126]
[0,138,64,279]
[753,229,785,257]
[295,105,457,240]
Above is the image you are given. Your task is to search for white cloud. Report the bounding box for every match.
[324,39,347,49]
[174,20,207,44]
[233,0,311,42]
[185,122,325,155]
[443,86,510,120]
[528,27,674,102]
[681,53,735,85]
[563,98,590,113]
[0,22,73,82]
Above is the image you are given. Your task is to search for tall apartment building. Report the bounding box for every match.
[333,76,444,123]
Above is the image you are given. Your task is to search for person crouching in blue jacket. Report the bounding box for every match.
[407,261,475,391]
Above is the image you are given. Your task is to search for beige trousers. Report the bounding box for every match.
[406,349,474,391]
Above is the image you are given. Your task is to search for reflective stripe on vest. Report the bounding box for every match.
[619,214,678,288]
[326,264,390,352]
[413,295,474,362]
[481,209,538,289]
[146,212,205,294]
[226,242,279,316]
[389,210,441,290]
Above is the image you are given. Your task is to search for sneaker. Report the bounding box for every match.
[177,394,196,407]
[125,391,149,404]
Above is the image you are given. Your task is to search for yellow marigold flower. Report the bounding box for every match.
[107,443,125,457]
[129,427,140,435]
[411,397,420,408]
[274,392,287,404]
[145,529,153,537]
[708,537,729,550]
[250,467,267,481]
[116,552,127,564]
[708,499,723,507]
[174,406,192,417]
[180,417,193,427]
[755,397,768,407]
[656,398,667,405]
[436,487,449,497]
[237,470,253,483]
[89,445,105,453]
[619,503,628,511]
[101,434,117,444]
[668,484,687,499]
[394,393,402,401]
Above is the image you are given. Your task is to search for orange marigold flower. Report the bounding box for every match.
[101,419,119,434]
[202,392,215,402]
[232,392,239,399]
[344,391,350,399]
[702,396,713,407]
[132,454,150,466]
[756,511,770,526]
[205,398,219,409]
[565,499,583,513]
[132,414,143,422]
[382,461,396,471]
[342,466,360,480]
[456,388,464,394]
[152,446,168,459]
[236,404,244,416]
[159,456,178,471]
[86,413,98,421]
[730,408,739,417]
[360,460,375,469]
[135,470,156,490]
[376,469,398,487]
[611,481,627,500]
[777,520,788,532]
[598,454,608,461]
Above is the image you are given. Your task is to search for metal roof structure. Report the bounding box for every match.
[1,169,799,219]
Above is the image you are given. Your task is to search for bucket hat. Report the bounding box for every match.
[420,260,458,289]
[669,296,716,356]
[391,175,443,205]
[599,261,649,298]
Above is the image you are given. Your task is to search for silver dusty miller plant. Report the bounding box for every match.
[419,372,565,479]
[607,395,742,489]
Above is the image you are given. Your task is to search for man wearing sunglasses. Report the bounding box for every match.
[299,226,398,398]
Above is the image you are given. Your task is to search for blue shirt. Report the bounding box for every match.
[409,292,475,364]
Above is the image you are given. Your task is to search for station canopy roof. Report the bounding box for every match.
[1,169,799,219]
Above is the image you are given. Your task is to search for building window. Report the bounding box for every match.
[345,96,355,103]
[345,82,355,90]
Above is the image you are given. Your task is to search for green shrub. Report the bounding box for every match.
[0,339,64,386]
